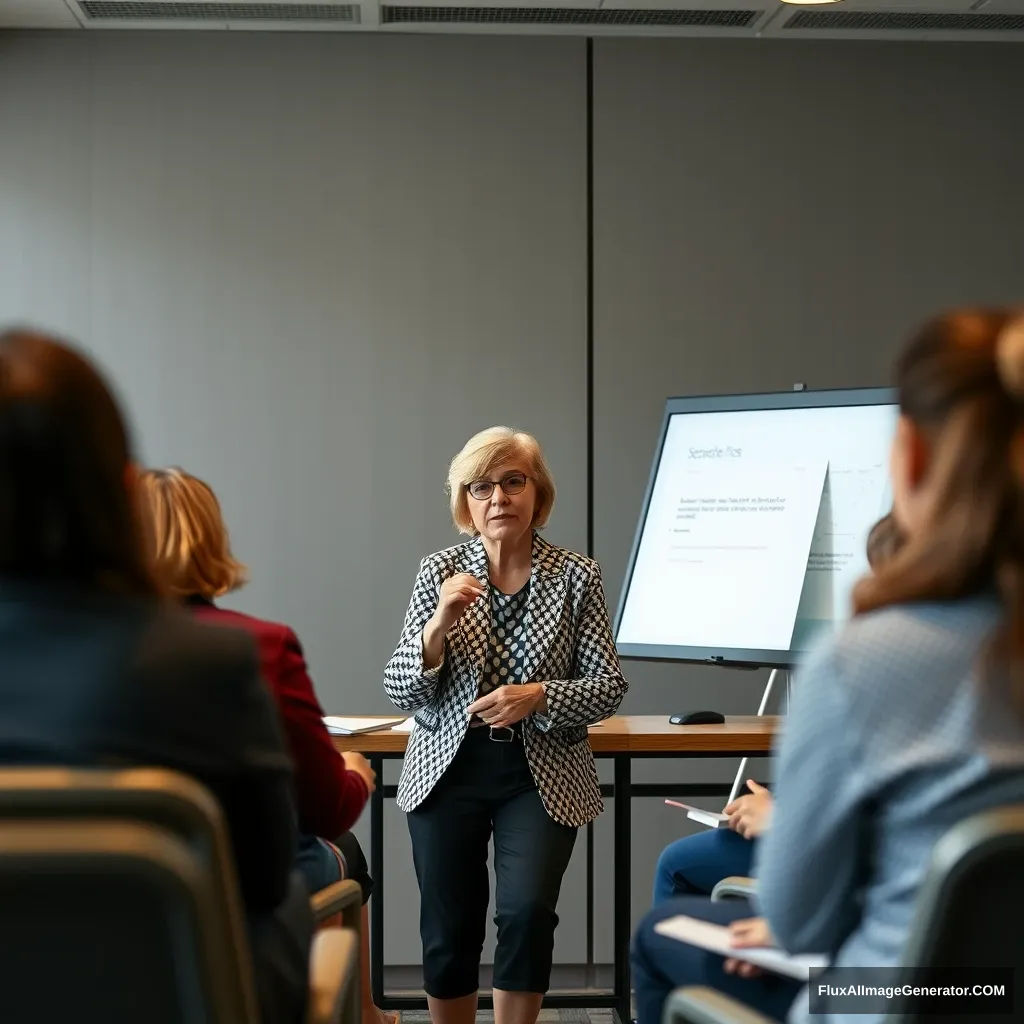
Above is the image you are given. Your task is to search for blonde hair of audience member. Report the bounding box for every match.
[447,426,556,535]
[137,467,248,599]
[854,309,1024,717]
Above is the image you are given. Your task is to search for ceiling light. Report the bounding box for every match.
[780,0,843,5]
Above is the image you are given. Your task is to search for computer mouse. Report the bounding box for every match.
[669,711,726,725]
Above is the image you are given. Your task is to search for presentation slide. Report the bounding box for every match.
[616,401,896,658]
[616,457,827,651]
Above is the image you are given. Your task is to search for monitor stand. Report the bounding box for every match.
[726,667,791,804]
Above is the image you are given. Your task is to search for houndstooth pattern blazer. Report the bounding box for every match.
[383,532,628,827]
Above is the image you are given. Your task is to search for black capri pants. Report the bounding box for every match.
[407,725,578,999]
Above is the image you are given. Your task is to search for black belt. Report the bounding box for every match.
[468,720,520,743]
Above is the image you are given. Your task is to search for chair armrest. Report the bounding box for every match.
[307,927,358,1024]
[711,876,757,902]
[663,986,778,1024]
[311,878,363,929]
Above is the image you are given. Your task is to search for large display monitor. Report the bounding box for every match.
[613,387,899,668]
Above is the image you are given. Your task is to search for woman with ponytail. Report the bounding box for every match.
[632,309,1024,1024]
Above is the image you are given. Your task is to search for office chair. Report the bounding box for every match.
[710,877,757,903]
[663,805,1024,1024]
[313,877,363,930]
[0,767,358,1024]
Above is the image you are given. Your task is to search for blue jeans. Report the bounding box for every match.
[631,896,800,1024]
[653,827,756,904]
[294,831,373,903]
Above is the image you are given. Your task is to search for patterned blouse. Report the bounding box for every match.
[471,580,530,724]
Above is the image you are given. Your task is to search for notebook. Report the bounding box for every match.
[323,717,404,736]
[664,799,729,829]
[653,914,828,981]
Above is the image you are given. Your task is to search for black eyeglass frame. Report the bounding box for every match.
[464,473,531,501]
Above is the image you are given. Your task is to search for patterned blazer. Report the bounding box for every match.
[383,532,628,827]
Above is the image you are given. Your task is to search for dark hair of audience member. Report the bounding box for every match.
[854,309,1024,716]
[0,329,154,594]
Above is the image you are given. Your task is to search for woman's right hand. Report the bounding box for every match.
[429,573,486,635]
[421,573,486,670]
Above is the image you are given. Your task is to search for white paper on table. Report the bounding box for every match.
[322,717,404,736]
[653,915,828,981]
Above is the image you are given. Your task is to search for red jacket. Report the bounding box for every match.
[190,600,368,838]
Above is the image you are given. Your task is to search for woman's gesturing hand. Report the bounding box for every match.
[432,573,486,634]
[422,573,486,669]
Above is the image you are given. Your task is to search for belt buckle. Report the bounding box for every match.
[488,725,515,743]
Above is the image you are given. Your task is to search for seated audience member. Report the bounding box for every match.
[138,467,395,1024]
[0,330,311,1024]
[631,309,1024,1024]
[650,512,904,905]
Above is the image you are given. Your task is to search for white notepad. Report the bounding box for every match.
[664,799,729,829]
[654,915,828,981]
[323,717,404,736]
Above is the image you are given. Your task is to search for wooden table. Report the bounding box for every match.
[333,715,778,1023]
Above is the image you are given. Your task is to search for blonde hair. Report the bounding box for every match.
[136,467,248,599]
[447,426,556,536]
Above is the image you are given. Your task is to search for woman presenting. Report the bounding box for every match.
[384,426,628,1024]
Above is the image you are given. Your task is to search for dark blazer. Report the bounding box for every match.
[187,599,369,839]
[0,580,310,1024]
[384,532,628,827]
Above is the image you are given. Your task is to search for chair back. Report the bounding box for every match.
[891,804,1024,1021]
[0,767,261,1024]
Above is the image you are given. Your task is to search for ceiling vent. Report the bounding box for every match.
[379,7,761,28]
[77,2,359,21]
[784,10,1024,33]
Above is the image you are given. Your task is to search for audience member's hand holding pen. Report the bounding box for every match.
[723,917,774,978]
[724,780,773,839]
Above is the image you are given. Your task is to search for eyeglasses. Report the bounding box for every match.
[466,473,529,501]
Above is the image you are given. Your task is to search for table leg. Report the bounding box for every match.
[586,818,595,986]
[370,754,385,1007]
[614,754,632,1024]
